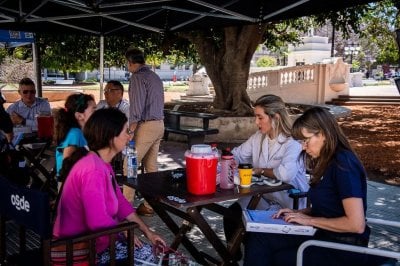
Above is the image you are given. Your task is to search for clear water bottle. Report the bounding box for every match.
[211,143,222,185]
[126,140,138,179]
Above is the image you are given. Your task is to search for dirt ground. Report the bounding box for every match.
[338,105,400,186]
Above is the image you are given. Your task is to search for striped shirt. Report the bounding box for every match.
[128,65,164,123]
[97,99,130,119]
[7,97,51,130]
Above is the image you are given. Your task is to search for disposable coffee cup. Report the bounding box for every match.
[238,164,252,187]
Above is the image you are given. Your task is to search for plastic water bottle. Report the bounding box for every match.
[126,140,138,179]
[211,143,222,185]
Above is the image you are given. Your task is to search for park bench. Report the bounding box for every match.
[163,109,219,148]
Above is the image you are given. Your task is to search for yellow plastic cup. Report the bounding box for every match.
[238,164,252,187]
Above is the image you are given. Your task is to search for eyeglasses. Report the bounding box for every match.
[300,133,317,145]
[22,90,36,95]
[104,88,121,93]
[126,128,134,135]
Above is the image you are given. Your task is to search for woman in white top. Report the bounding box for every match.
[224,94,309,260]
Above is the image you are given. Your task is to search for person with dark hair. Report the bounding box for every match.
[97,80,130,119]
[223,94,308,261]
[54,93,96,178]
[7,77,51,130]
[53,108,165,264]
[244,107,370,266]
[124,47,164,216]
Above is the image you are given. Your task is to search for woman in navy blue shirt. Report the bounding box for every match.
[244,107,370,266]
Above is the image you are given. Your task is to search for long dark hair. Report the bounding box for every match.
[54,93,94,145]
[292,107,360,185]
[59,108,127,182]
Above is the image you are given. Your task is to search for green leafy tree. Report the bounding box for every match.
[169,6,374,115]
[12,46,32,61]
[36,33,100,79]
[0,48,7,64]
[356,1,398,65]
[177,19,313,115]
[256,56,277,67]
[126,34,200,72]
[34,4,372,114]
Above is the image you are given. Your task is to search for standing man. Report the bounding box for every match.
[97,80,130,119]
[7,77,51,131]
[125,47,164,216]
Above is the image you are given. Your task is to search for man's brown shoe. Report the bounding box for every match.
[136,203,154,217]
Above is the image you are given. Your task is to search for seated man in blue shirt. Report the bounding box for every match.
[7,77,51,131]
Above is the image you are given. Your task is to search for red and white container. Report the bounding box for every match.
[220,148,236,189]
[185,144,218,195]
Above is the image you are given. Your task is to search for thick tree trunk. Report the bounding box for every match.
[395,2,400,66]
[188,25,266,115]
[396,29,400,66]
[63,70,68,80]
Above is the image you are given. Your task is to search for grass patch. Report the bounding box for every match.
[363,80,393,86]
[164,84,188,92]
[73,82,188,92]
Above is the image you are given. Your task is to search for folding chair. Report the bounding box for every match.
[0,175,137,266]
[296,218,400,266]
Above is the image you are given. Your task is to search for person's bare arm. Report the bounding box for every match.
[129,122,138,139]
[10,112,24,125]
[125,212,166,246]
[280,197,366,233]
[63,146,77,159]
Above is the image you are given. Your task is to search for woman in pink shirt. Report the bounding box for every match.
[53,108,165,264]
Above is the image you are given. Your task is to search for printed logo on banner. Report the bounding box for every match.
[10,194,30,212]
[9,31,21,39]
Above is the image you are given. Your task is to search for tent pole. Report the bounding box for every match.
[32,41,42,97]
[99,35,104,100]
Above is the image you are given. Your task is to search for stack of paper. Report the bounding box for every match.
[243,210,317,236]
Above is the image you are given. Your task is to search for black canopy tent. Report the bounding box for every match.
[0,0,377,96]
[0,0,375,36]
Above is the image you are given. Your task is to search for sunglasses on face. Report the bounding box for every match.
[21,90,36,95]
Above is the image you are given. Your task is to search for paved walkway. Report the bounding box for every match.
[136,140,399,265]
[350,83,399,96]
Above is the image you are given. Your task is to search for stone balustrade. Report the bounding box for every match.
[247,59,351,105]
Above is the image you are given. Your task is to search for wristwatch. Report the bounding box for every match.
[260,169,265,176]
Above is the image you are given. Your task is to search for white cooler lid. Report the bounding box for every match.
[190,144,212,154]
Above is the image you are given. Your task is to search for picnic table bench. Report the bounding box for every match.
[163,109,219,148]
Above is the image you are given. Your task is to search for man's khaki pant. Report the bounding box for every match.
[123,120,164,207]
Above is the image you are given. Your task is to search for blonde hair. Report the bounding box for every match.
[254,94,293,138]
